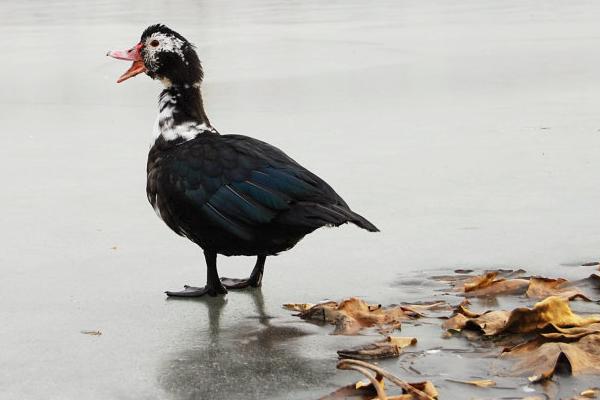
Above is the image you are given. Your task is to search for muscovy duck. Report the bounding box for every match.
[108,24,379,297]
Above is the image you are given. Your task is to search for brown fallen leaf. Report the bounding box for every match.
[319,359,438,400]
[393,381,438,400]
[441,269,597,301]
[540,323,600,341]
[442,313,470,331]
[463,272,499,292]
[430,268,525,287]
[442,302,481,331]
[455,301,480,318]
[443,308,510,335]
[318,375,384,400]
[454,271,530,297]
[282,303,316,312]
[500,296,600,335]
[501,334,600,380]
[338,336,417,360]
[443,296,600,336]
[579,388,600,398]
[445,378,496,388]
[526,277,591,301]
[398,301,451,317]
[466,310,512,335]
[294,297,417,335]
[80,330,102,336]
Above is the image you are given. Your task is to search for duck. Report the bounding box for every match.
[107,24,379,297]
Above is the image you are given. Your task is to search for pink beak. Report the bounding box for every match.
[107,43,147,83]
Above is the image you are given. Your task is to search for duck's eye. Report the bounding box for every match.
[150,39,159,47]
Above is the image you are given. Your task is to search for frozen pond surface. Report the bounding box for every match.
[2,1,600,399]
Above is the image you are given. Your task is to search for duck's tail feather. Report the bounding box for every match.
[276,202,379,232]
[330,204,379,232]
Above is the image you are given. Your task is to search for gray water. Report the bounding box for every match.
[2,1,600,399]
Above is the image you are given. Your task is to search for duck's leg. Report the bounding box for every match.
[220,255,266,289]
[165,250,228,297]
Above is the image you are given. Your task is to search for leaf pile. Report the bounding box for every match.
[443,295,600,381]
[284,267,600,398]
[285,297,446,335]
[444,296,600,336]
[448,271,593,300]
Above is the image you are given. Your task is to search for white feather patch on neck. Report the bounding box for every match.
[152,90,216,145]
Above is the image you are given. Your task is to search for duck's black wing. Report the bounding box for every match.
[150,134,378,242]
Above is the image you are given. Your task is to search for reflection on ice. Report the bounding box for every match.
[160,290,332,399]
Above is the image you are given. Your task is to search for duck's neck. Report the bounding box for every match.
[152,82,217,144]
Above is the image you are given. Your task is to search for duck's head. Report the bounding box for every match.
[107,24,203,86]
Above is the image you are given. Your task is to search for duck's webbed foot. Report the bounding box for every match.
[165,284,227,297]
[165,250,229,298]
[220,276,261,289]
[220,255,266,290]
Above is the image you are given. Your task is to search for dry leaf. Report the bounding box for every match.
[442,301,481,331]
[454,271,530,297]
[432,269,525,286]
[500,296,600,335]
[394,381,438,400]
[80,330,102,336]
[579,388,599,398]
[526,277,590,301]
[540,323,600,341]
[442,270,595,300]
[321,359,438,400]
[338,336,417,360]
[443,308,510,335]
[446,379,496,388]
[577,388,599,398]
[443,296,600,336]
[463,272,498,292]
[319,380,381,399]
[399,302,451,317]
[294,298,417,335]
[502,334,600,379]
[282,303,315,312]
[455,302,480,318]
[319,380,438,400]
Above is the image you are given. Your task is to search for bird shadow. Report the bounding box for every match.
[158,289,333,400]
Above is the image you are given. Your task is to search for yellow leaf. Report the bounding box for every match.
[447,379,496,388]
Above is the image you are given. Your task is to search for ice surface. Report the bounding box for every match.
[1,1,600,398]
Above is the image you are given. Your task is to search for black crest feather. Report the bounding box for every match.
[141,24,188,43]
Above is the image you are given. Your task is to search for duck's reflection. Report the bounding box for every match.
[159,290,332,400]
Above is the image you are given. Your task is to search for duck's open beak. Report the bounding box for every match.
[107,43,147,83]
